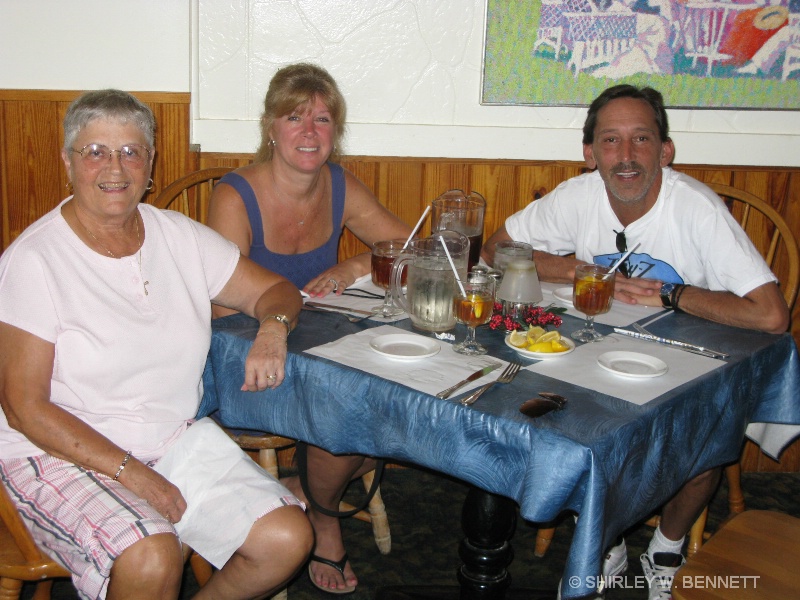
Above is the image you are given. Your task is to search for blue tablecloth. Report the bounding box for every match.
[201,309,800,599]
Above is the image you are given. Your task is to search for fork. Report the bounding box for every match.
[460,362,521,407]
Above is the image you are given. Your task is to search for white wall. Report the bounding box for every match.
[0,1,190,92]
[2,1,799,166]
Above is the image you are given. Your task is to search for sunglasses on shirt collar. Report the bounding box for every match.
[614,229,632,278]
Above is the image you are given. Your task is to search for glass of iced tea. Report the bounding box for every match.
[571,264,615,343]
[371,239,406,317]
[452,274,496,355]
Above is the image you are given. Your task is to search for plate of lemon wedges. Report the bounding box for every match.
[505,326,575,359]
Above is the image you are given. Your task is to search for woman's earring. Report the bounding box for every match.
[66,181,73,193]
[270,139,276,146]
[146,178,154,191]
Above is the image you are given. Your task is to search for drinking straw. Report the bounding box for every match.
[608,242,641,274]
[402,205,431,250]
[439,237,467,296]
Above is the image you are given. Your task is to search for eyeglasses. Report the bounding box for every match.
[614,229,631,278]
[70,144,151,168]
[519,392,567,418]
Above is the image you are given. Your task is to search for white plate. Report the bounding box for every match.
[553,287,574,306]
[504,334,576,359]
[369,334,441,361]
[597,351,668,378]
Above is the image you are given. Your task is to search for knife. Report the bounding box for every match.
[435,363,502,399]
[304,301,377,317]
[612,328,729,359]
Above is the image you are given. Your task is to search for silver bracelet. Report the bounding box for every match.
[113,451,132,481]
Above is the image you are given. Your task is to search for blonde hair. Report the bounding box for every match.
[255,63,346,163]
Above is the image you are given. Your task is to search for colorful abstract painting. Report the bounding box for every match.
[481,0,800,108]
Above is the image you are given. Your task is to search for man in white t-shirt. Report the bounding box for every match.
[483,84,789,600]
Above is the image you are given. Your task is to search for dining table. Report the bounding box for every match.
[200,282,800,600]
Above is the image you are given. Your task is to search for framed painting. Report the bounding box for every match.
[481,0,800,109]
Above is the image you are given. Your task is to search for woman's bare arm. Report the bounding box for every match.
[0,322,187,521]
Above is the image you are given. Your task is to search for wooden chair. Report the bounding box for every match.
[1,475,221,599]
[152,168,392,597]
[534,182,800,559]
[672,510,800,599]
[0,481,70,600]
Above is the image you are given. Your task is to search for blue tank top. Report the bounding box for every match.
[218,163,346,289]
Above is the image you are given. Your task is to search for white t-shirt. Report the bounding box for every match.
[0,201,240,461]
[504,167,776,297]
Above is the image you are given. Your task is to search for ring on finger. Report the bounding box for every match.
[328,278,339,292]
[267,374,277,381]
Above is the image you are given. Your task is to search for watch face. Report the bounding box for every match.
[660,283,676,307]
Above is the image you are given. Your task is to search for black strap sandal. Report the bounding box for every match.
[307,553,357,595]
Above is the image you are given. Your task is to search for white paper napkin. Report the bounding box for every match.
[745,423,800,460]
[303,274,408,323]
[304,325,508,397]
[525,333,724,405]
[541,281,663,327]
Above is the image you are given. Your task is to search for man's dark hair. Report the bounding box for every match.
[582,85,670,145]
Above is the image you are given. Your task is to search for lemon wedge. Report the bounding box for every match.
[508,330,528,348]
[527,341,555,353]
[551,339,570,352]
[526,326,546,343]
[538,331,562,344]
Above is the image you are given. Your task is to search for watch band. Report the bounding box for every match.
[260,313,291,334]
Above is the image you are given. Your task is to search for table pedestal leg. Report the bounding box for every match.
[376,488,554,600]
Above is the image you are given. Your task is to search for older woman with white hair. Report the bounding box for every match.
[0,89,313,600]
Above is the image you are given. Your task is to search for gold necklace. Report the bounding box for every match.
[272,170,324,226]
[75,209,149,295]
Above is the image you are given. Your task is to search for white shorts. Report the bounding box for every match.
[153,417,303,568]
[0,417,302,599]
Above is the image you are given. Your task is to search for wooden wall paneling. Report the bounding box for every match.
[469,163,517,244]
[422,162,472,205]
[372,159,428,238]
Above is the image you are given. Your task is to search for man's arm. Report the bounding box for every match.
[482,225,584,283]
[628,281,789,334]
[481,225,512,266]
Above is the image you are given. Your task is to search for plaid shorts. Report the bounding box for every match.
[0,418,302,599]
[0,454,175,600]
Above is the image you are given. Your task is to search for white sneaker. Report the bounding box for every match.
[640,551,685,600]
[556,539,628,600]
[602,538,628,578]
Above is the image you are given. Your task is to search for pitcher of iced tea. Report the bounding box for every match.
[390,231,469,332]
[431,190,486,271]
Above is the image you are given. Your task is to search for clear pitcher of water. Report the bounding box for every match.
[390,231,469,332]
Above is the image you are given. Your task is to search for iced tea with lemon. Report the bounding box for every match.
[454,292,494,328]
[573,272,614,316]
[571,264,615,343]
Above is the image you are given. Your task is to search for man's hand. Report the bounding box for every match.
[614,277,662,306]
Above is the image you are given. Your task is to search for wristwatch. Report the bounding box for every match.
[260,314,292,334]
[660,282,677,309]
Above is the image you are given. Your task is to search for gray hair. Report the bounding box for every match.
[63,89,156,151]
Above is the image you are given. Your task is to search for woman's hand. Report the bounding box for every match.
[242,322,289,390]
[121,459,187,523]
[303,256,369,297]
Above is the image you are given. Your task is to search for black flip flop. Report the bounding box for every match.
[307,553,357,595]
